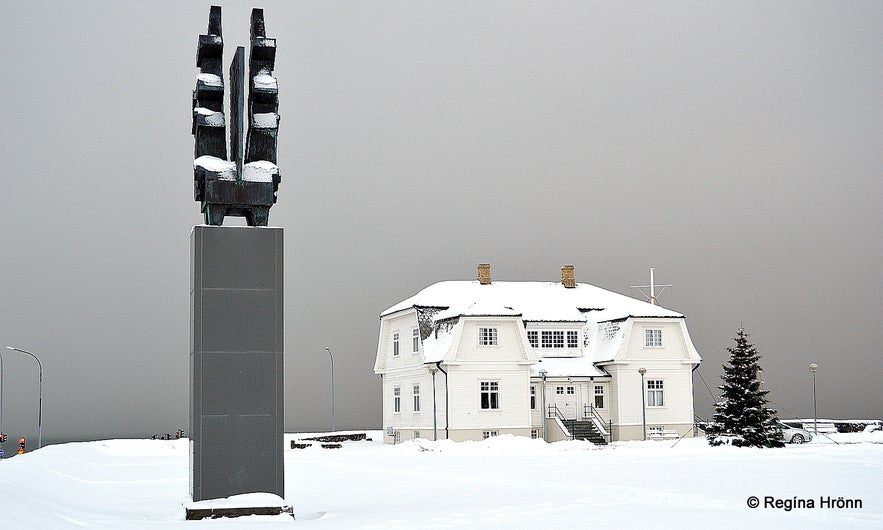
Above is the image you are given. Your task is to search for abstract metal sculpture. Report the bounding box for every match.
[192,6,281,226]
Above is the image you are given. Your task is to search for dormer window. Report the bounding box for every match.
[479,327,498,346]
[645,329,663,347]
[527,330,538,348]
[528,329,580,350]
[567,331,579,348]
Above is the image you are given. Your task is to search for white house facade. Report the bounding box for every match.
[373,264,702,444]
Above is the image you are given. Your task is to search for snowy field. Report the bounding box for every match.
[0,431,880,528]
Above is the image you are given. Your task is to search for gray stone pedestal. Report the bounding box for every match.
[189,225,284,503]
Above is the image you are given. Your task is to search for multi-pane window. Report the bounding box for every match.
[566,386,574,395]
[536,330,574,348]
[647,380,664,407]
[530,386,536,409]
[527,330,538,348]
[556,386,565,395]
[413,384,420,412]
[530,429,539,439]
[393,331,400,356]
[480,381,499,409]
[552,331,564,348]
[594,385,605,409]
[648,426,664,437]
[483,430,499,439]
[412,328,420,353]
[567,330,579,348]
[479,327,498,346]
[645,329,663,347]
[393,386,401,413]
[414,430,421,439]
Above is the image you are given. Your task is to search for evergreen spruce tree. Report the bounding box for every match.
[706,327,784,447]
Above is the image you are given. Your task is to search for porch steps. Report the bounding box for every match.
[564,420,607,445]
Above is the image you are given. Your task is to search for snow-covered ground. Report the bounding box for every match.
[0,431,880,528]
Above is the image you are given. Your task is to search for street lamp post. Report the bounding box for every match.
[638,367,647,441]
[539,369,547,442]
[0,349,4,446]
[324,347,335,433]
[6,346,43,449]
[429,367,438,441]
[809,363,818,436]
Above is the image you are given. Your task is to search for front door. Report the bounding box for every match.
[552,382,577,420]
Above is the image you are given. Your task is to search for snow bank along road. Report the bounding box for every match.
[0,431,880,528]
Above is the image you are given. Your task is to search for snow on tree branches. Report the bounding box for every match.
[706,327,784,448]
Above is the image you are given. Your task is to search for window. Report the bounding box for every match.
[479,327,498,346]
[414,430,421,439]
[594,385,604,409]
[413,384,420,412]
[393,331,400,356]
[567,330,579,348]
[527,330,538,348]
[480,381,499,409]
[648,426,664,437]
[393,386,401,413]
[645,329,663,347]
[530,386,536,410]
[552,331,564,348]
[566,386,574,395]
[530,429,539,439]
[538,330,569,348]
[412,328,420,353]
[647,380,664,407]
[556,386,565,395]
[483,430,498,439]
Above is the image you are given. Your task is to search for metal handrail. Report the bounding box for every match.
[547,404,573,439]
[584,404,611,443]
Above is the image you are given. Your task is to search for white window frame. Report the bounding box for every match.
[393,385,401,413]
[647,379,664,407]
[594,385,605,409]
[530,429,539,439]
[534,329,578,349]
[412,328,420,353]
[645,329,663,347]
[530,385,536,410]
[648,426,664,437]
[413,384,420,413]
[478,327,498,346]
[567,330,579,348]
[566,386,575,395]
[552,331,565,348]
[392,331,400,356]
[480,381,500,410]
[482,430,499,439]
[527,330,538,348]
[414,430,421,439]
[555,386,565,395]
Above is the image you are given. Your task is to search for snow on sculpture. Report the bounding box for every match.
[192,6,281,226]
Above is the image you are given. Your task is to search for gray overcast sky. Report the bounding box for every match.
[0,1,880,443]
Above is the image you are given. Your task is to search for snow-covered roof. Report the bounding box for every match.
[382,280,683,322]
[529,356,609,378]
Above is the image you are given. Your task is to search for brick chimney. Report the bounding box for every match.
[478,263,492,285]
[561,265,576,288]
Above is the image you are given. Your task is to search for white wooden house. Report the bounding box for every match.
[373,264,702,444]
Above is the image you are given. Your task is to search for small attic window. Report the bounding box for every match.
[479,327,498,346]
[645,329,663,347]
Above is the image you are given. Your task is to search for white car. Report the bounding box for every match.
[777,422,813,444]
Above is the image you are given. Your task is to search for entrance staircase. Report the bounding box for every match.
[564,419,607,445]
